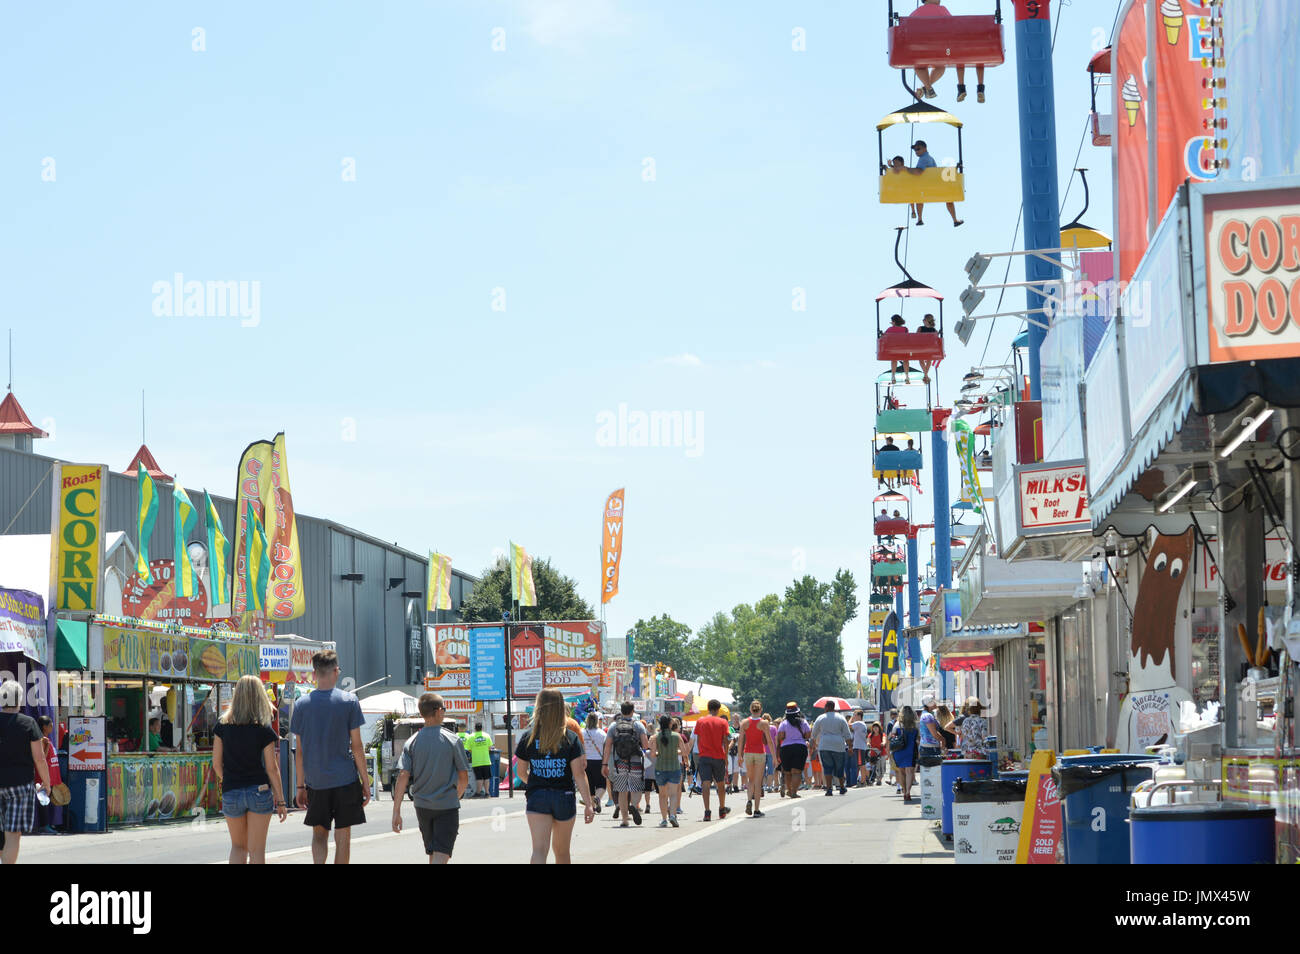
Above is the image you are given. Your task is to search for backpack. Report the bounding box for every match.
[611,720,641,760]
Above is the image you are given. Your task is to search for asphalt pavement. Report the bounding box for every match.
[17,781,955,865]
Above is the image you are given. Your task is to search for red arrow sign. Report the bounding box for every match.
[71,747,97,762]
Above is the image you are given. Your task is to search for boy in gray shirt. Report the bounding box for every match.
[392,692,469,863]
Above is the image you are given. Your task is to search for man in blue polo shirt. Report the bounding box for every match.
[904,140,963,228]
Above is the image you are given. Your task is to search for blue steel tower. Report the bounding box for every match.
[1013,0,1062,399]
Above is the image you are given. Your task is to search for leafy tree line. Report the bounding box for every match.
[458,554,858,711]
[459,555,596,622]
[628,569,858,710]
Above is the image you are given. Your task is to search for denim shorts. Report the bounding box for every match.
[221,784,274,818]
[655,769,682,787]
[525,788,577,822]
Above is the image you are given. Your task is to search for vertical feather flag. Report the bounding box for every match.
[427,552,452,612]
[136,462,158,583]
[509,541,537,606]
[244,502,271,613]
[204,491,229,607]
[173,481,199,598]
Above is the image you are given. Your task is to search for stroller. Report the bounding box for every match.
[865,750,884,786]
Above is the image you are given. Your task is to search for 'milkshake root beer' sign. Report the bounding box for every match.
[1205,191,1300,362]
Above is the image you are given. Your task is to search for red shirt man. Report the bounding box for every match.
[692,702,732,821]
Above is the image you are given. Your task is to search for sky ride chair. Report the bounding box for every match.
[887,0,1006,75]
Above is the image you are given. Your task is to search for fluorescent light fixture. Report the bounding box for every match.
[955,317,975,345]
[1156,476,1197,513]
[1218,406,1274,458]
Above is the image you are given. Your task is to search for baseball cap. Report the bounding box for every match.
[922,694,936,707]
[912,140,927,150]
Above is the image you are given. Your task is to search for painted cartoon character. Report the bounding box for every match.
[1116,529,1196,752]
[1130,529,1194,680]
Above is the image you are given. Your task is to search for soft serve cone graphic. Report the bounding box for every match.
[1161,0,1184,45]
[1122,74,1142,126]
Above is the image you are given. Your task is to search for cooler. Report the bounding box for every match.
[953,778,1028,864]
[1130,804,1275,864]
[941,759,992,839]
[1054,759,1156,864]
[918,754,945,822]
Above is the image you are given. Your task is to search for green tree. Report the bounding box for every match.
[627,614,699,677]
[459,556,596,622]
[701,571,858,712]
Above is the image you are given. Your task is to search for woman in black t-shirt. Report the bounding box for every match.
[515,689,593,864]
[213,675,288,863]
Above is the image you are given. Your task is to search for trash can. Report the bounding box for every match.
[1058,752,1157,768]
[942,759,993,839]
[1053,755,1157,864]
[1130,804,1275,864]
[953,778,1028,864]
[918,754,945,822]
[490,749,501,797]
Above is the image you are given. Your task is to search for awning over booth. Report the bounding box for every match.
[940,652,995,672]
[55,618,87,669]
[933,622,1027,655]
[1089,370,1198,530]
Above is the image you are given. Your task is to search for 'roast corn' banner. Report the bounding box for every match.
[600,489,625,604]
[50,463,108,613]
[427,553,452,612]
[233,432,305,625]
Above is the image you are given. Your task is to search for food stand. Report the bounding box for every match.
[94,616,259,825]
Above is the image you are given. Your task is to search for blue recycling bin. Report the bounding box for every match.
[941,759,992,839]
[1131,804,1275,864]
[490,749,501,797]
[1054,755,1157,864]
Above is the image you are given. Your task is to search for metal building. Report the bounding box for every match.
[0,438,476,694]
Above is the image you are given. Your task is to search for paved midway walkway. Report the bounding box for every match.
[19,784,954,865]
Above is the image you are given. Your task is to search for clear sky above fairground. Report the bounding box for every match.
[4,1,1117,672]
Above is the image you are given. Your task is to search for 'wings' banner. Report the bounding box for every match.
[600,489,625,604]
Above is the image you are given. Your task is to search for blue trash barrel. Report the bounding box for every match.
[1131,804,1275,864]
[489,749,501,797]
[941,759,992,839]
[1058,753,1157,768]
[1054,759,1156,863]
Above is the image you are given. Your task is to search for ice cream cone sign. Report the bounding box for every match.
[1161,0,1184,45]
[1121,74,1142,127]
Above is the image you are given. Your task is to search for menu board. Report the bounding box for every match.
[188,637,227,681]
[103,627,148,674]
[225,642,258,681]
[148,633,188,679]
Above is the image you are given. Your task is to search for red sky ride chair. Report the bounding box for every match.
[887,0,1006,73]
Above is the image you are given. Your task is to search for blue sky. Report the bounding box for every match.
[3,0,1117,673]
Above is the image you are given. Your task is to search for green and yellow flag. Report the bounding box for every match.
[244,501,271,614]
[509,540,537,606]
[173,481,199,598]
[427,552,452,612]
[136,462,158,583]
[204,491,229,607]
